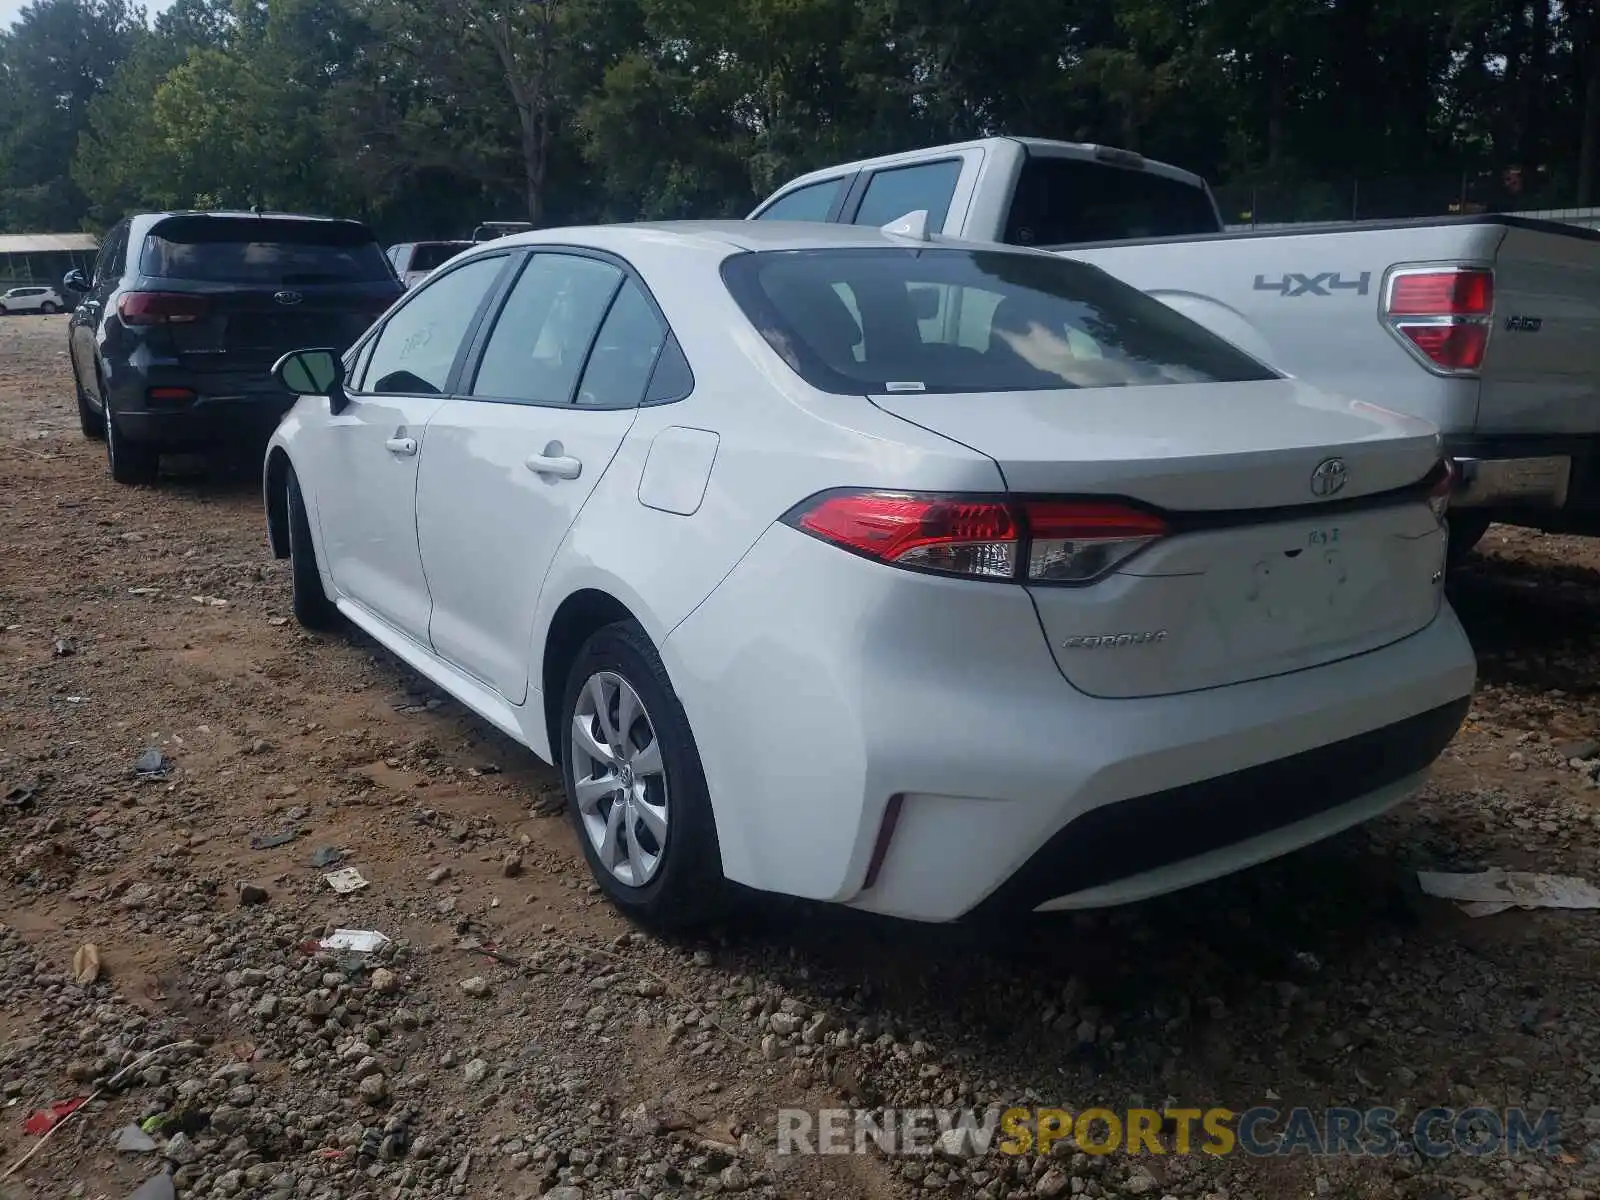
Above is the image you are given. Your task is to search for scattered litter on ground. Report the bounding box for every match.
[1,782,35,811]
[248,830,296,850]
[309,846,343,867]
[1417,868,1600,916]
[127,586,160,596]
[323,867,368,893]
[72,942,100,985]
[21,1098,85,1136]
[319,928,391,953]
[114,1123,157,1153]
[132,749,169,778]
[52,637,73,657]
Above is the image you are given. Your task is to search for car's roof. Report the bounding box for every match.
[486,219,1061,259]
[134,210,373,229]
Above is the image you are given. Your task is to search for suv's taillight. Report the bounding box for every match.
[782,491,1167,584]
[117,292,210,326]
[1382,267,1492,374]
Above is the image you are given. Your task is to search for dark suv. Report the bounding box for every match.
[64,211,404,484]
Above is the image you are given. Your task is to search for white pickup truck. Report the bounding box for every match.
[750,137,1600,559]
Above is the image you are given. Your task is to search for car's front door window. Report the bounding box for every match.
[359,255,507,395]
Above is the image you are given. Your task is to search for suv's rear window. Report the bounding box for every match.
[141,218,393,284]
[1004,157,1221,245]
[410,242,470,271]
[720,247,1278,394]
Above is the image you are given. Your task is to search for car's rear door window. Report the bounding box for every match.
[721,247,1278,394]
[469,253,623,405]
[141,218,393,284]
[574,279,669,408]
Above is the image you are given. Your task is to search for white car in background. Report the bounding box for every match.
[385,240,473,289]
[261,218,1476,927]
[0,285,63,314]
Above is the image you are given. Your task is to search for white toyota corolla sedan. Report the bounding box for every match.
[262,218,1477,927]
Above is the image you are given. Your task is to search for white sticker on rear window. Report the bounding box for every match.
[885,381,926,392]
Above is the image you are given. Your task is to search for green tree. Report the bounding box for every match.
[0,0,141,230]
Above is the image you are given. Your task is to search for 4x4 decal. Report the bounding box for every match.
[1252,271,1372,297]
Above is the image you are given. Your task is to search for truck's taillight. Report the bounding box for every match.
[1383,267,1493,375]
[782,491,1167,584]
[117,292,210,325]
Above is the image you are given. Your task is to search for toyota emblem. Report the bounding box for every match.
[1309,457,1348,498]
[273,290,303,306]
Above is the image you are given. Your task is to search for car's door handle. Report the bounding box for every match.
[385,437,418,456]
[526,453,582,480]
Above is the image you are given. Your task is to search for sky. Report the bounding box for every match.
[1,0,174,35]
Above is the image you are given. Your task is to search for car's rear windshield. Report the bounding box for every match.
[141,218,393,285]
[1004,158,1222,245]
[410,242,470,271]
[720,247,1278,395]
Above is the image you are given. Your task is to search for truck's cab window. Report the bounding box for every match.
[1004,157,1222,246]
[754,178,845,222]
[851,160,962,232]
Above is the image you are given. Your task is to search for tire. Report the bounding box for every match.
[105,400,159,485]
[40,302,56,315]
[560,620,724,929]
[1446,513,1491,567]
[75,375,104,440]
[286,467,341,630]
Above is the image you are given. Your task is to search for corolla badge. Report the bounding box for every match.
[1061,631,1167,650]
[273,290,303,306]
[1309,457,1347,498]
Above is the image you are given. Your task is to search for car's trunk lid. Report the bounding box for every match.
[162,282,395,375]
[871,378,1449,698]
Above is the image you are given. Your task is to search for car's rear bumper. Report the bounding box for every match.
[663,524,1477,923]
[104,358,296,449]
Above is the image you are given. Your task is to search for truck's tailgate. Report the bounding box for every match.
[1481,222,1600,435]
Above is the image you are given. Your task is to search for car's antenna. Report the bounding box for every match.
[881,210,932,241]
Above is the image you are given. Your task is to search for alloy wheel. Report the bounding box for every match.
[569,670,669,887]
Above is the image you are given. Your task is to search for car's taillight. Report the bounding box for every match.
[1424,458,1456,523]
[1383,267,1492,374]
[782,490,1167,584]
[117,292,210,326]
[1024,500,1169,582]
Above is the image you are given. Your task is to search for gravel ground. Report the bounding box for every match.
[4,312,1600,1200]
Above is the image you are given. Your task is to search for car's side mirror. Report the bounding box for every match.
[273,347,350,415]
[62,269,89,295]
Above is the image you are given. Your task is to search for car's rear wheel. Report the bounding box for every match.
[561,621,724,929]
[75,376,104,440]
[105,400,158,485]
[286,466,341,630]
[40,302,56,315]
